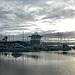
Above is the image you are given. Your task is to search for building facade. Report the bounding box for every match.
[29,32,43,45]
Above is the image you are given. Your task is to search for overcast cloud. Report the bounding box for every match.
[0,0,75,40]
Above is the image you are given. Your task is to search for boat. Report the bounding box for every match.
[0,45,8,52]
[72,45,75,50]
[30,45,41,52]
[61,43,71,51]
[42,45,49,51]
[48,45,61,51]
[7,43,31,52]
[42,45,61,51]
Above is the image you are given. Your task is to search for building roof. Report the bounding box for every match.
[29,32,43,37]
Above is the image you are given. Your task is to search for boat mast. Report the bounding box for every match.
[1,32,2,41]
[60,33,62,45]
[13,35,14,41]
[58,32,59,46]
[9,33,10,41]
[22,31,24,41]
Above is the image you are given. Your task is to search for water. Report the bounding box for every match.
[0,51,75,75]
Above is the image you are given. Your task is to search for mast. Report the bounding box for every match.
[9,33,10,41]
[60,33,62,45]
[64,36,65,43]
[58,32,59,46]
[13,35,14,41]
[45,34,46,42]
[0,31,2,41]
[22,31,24,41]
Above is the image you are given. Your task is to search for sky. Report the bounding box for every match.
[0,0,75,41]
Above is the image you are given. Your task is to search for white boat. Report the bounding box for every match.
[8,43,31,52]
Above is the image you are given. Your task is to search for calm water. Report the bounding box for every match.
[0,51,75,75]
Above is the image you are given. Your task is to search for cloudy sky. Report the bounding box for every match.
[0,0,75,40]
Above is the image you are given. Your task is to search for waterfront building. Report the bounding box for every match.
[29,32,43,45]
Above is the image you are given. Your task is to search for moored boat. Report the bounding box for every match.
[61,43,71,51]
[0,45,8,52]
[7,43,31,52]
[48,45,61,51]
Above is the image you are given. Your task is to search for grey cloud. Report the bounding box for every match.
[41,31,75,39]
[15,12,35,21]
[41,6,75,20]
[30,0,75,20]
[43,15,60,19]
[0,23,30,31]
[1,0,45,4]
[0,0,75,35]
[0,1,37,32]
[0,10,10,19]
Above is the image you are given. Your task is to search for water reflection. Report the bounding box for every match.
[0,51,75,75]
[0,52,40,59]
[24,54,40,59]
[11,52,40,59]
[12,53,23,58]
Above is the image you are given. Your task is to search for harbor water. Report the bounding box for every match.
[0,51,75,75]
